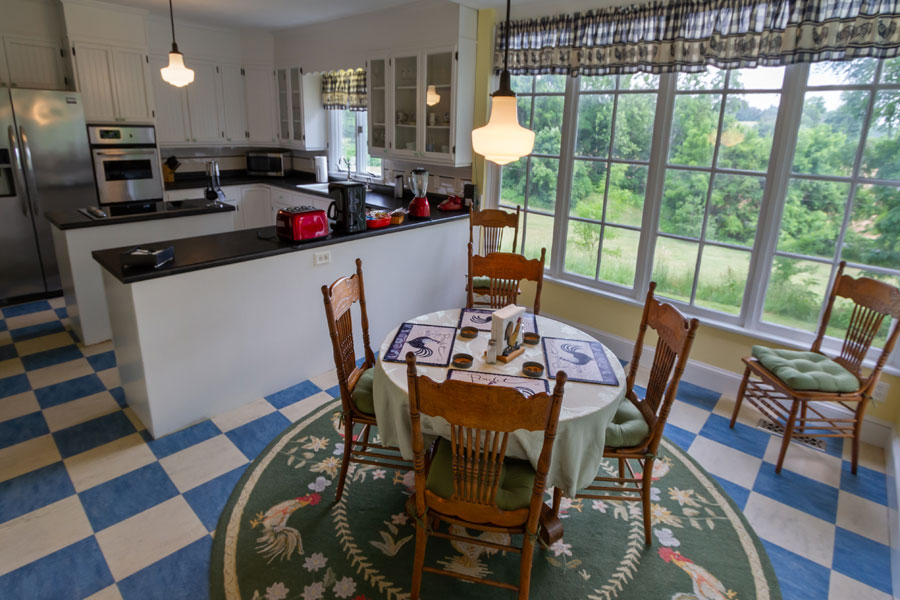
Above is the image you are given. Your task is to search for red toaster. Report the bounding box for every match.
[275,206,330,242]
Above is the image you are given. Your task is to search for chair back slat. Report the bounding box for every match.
[322,259,376,414]
[469,206,520,255]
[625,282,699,452]
[467,243,546,314]
[812,262,900,384]
[407,355,565,518]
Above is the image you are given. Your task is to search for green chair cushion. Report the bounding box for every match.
[350,368,376,415]
[605,400,651,448]
[425,438,536,511]
[751,346,859,393]
[472,276,492,290]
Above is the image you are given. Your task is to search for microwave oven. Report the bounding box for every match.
[247,152,292,176]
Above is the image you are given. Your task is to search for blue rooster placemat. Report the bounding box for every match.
[542,337,619,385]
[382,322,458,367]
[457,307,538,333]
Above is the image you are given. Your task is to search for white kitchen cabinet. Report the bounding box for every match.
[366,41,475,167]
[275,67,325,150]
[186,60,224,143]
[73,42,154,124]
[150,55,190,143]
[111,49,153,122]
[244,66,277,145]
[241,185,272,229]
[220,65,246,144]
[3,36,66,90]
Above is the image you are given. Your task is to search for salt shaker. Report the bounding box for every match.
[485,339,498,364]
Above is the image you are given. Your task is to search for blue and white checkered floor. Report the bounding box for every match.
[0,298,892,599]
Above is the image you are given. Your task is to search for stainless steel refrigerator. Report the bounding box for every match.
[0,88,97,302]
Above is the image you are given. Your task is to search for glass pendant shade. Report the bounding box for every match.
[471,94,535,165]
[426,85,440,106]
[161,50,194,87]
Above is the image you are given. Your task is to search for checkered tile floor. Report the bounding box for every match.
[0,298,892,599]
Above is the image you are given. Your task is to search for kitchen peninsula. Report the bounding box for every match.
[93,208,469,438]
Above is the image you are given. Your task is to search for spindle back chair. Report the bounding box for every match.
[466,243,545,314]
[469,205,520,255]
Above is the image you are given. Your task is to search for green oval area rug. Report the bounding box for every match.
[211,400,781,600]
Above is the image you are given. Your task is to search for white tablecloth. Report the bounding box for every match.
[373,309,627,494]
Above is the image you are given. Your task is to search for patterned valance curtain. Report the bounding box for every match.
[494,0,900,76]
[321,69,367,111]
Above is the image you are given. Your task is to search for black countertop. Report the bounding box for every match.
[47,200,236,231]
[93,208,469,284]
[164,171,447,211]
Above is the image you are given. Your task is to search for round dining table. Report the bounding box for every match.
[373,308,628,496]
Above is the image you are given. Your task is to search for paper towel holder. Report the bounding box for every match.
[315,156,328,183]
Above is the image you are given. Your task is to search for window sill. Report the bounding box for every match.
[545,273,900,379]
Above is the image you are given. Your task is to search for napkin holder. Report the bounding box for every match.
[492,304,526,363]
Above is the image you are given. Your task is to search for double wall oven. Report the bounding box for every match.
[89,125,163,206]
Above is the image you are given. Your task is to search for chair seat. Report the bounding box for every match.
[425,438,535,511]
[350,368,376,415]
[605,400,650,449]
[471,275,491,290]
[751,346,859,393]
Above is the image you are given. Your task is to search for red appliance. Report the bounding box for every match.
[275,206,329,242]
[407,167,431,219]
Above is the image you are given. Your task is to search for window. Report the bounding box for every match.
[494,58,900,367]
[328,110,381,178]
[498,75,566,258]
[763,58,900,343]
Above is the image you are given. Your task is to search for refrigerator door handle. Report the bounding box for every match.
[7,125,28,216]
[18,127,38,216]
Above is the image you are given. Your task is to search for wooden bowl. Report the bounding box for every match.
[452,353,474,369]
[522,361,544,378]
[523,332,541,345]
[459,326,478,339]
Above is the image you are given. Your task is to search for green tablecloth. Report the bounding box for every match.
[373,309,627,495]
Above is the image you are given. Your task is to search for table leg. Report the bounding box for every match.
[539,488,564,546]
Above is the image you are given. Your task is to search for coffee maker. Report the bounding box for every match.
[328,181,367,233]
[408,168,431,219]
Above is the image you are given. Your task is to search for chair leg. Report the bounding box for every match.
[776,400,800,474]
[410,515,429,600]
[335,419,354,503]
[518,529,536,600]
[618,458,625,480]
[642,457,654,546]
[730,365,751,429]
[851,402,866,475]
[359,423,371,453]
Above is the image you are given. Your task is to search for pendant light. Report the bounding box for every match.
[471,0,534,166]
[160,0,194,87]
[426,85,441,106]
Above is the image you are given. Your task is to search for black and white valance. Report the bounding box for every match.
[494,0,900,76]
[321,69,367,111]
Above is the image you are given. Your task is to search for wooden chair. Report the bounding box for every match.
[469,205,520,256]
[730,261,900,474]
[405,352,566,600]
[575,282,699,545]
[321,258,407,502]
[466,242,546,314]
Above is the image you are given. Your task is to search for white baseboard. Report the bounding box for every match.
[545,311,892,448]
[888,429,900,600]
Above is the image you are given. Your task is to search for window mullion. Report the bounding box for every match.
[549,75,580,276]
[634,72,676,300]
[742,63,809,329]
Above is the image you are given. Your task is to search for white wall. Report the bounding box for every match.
[61,0,148,47]
[0,0,64,39]
[144,15,273,65]
[274,0,473,72]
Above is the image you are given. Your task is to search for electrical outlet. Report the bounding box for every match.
[874,380,890,404]
[314,251,330,266]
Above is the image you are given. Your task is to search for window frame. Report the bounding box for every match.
[326,109,380,180]
[488,62,900,373]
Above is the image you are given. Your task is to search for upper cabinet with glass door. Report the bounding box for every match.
[392,53,419,158]
[367,56,388,158]
[274,66,326,151]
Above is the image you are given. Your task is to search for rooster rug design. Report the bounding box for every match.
[211,401,781,600]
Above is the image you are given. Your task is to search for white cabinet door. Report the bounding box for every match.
[149,55,190,143]
[4,37,65,90]
[186,61,223,143]
[241,186,272,229]
[245,66,276,144]
[220,64,246,144]
[295,191,330,212]
[72,43,117,122]
[111,49,153,123]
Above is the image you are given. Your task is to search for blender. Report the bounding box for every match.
[407,168,431,219]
